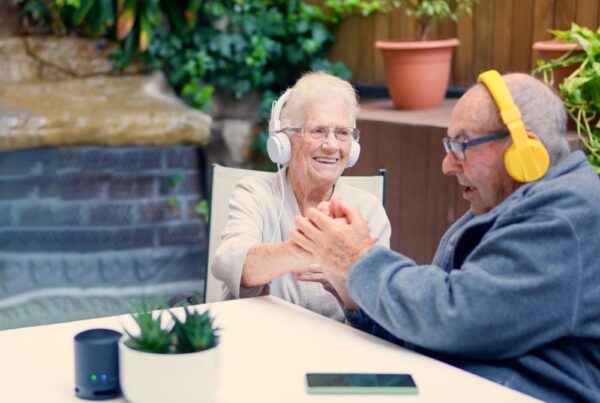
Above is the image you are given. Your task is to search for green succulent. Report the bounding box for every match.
[124,304,219,354]
[171,306,219,353]
[124,309,173,354]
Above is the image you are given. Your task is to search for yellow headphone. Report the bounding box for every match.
[477,70,549,183]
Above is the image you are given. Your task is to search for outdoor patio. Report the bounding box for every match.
[0,0,598,329]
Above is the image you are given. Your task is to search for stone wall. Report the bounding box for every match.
[0,35,217,329]
[0,146,208,329]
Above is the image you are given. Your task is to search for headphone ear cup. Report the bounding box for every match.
[504,136,550,183]
[346,139,361,168]
[267,132,291,164]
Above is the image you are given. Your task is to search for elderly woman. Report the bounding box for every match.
[211,71,390,322]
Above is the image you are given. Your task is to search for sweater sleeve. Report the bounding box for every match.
[210,178,268,299]
[347,212,581,359]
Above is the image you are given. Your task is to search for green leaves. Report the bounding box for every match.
[125,305,219,354]
[125,309,173,354]
[72,0,93,24]
[171,306,219,353]
[17,0,370,155]
[534,23,600,171]
[402,0,478,40]
[194,199,209,223]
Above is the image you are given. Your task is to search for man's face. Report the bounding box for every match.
[443,87,521,215]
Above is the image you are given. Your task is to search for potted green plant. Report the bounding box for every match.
[375,0,477,110]
[119,305,220,403]
[532,40,580,91]
[533,23,600,172]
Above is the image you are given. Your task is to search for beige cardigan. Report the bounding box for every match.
[211,168,391,322]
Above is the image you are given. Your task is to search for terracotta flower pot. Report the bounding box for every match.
[532,40,580,91]
[375,38,460,110]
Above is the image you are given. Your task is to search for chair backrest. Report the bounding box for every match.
[204,164,386,303]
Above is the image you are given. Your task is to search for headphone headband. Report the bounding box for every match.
[269,89,292,134]
[477,70,528,147]
[476,70,549,183]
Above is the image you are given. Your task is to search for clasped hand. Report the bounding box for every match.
[289,195,376,280]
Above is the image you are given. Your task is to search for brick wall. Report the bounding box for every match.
[0,146,208,329]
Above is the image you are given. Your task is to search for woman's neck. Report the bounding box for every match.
[287,169,334,215]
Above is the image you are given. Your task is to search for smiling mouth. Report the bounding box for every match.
[313,157,339,164]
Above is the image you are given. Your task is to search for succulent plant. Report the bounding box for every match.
[124,304,218,354]
[124,309,173,354]
[171,306,219,353]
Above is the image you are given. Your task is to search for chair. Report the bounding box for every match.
[204,164,386,303]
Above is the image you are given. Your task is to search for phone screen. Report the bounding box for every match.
[306,373,417,395]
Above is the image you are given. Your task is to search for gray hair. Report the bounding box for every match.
[280,71,359,128]
[503,73,570,166]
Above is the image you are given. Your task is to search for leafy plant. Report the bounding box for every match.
[124,304,219,354]
[194,199,209,223]
[16,0,394,157]
[171,305,218,353]
[533,23,600,172]
[17,0,384,105]
[124,307,173,354]
[398,0,478,41]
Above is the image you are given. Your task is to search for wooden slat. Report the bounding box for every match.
[531,0,555,68]
[575,0,599,30]
[554,0,577,30]
[389,6,406,40]
[511,0,535,73]
[373,11,390,83]
[473,0,495,76]
[357,14,376,83]
[492,0,514,73]
[340,15,361,82]
[352,107,469,263]
[455,11,475,86]
[406,8,418,41]
[328,0,598,86]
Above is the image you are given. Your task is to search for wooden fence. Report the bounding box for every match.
[328,0,600,87]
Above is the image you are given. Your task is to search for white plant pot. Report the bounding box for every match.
[119,337,220,403]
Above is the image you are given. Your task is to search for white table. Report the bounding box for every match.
[0,296,539,402]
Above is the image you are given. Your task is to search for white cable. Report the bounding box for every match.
[270,162,286,243]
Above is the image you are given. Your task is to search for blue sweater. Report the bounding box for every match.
[346,151,600,402]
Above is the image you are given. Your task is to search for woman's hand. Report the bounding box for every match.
[289,200,374,279]
[294,270,358,310]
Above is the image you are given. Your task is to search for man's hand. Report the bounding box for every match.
[288,199,374,279]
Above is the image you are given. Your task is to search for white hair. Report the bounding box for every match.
[280,71,359,128]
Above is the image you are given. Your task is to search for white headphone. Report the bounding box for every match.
[267,89,361,167]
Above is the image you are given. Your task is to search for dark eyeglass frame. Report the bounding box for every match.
[443,131,509,161]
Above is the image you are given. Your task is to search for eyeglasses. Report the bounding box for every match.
[278,125,360,143]
[443,131,509,161]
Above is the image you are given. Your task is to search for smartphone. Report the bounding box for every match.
[305,373,418,395]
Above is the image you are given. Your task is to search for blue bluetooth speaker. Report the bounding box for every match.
[74,328,122,400]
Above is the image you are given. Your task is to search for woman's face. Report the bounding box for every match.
[288,97,352,187]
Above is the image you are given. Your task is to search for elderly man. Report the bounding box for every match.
[290,72,600,402]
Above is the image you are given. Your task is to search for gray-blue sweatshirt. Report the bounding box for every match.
[346,151,600,402]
